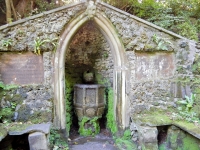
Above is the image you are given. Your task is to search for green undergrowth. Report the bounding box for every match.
[115,129,137,150]
[0,82,18,91]
[49,128,69,150]
[78,116,100,136]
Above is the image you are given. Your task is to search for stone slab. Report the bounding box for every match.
[9,123,51,135]
[135,52,175,81]
[29,132,49,150]
[0,124,8,141]
[0,52,44,85]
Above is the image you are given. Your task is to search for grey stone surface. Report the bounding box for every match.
[0,124,7,141]
[9,123,51,135]
[28,132,49,150]
[70,141,117,150]
[137,125,158,150]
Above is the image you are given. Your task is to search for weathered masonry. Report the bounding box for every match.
[0,0,200,149]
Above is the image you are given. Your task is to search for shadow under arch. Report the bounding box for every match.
[53,10,129,132]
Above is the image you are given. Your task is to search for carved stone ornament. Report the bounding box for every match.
[85,0,96,19]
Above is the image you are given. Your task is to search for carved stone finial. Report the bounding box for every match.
[85,0,96,19]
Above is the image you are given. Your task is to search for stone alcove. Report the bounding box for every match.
[65,20,114,132]
[53,7,130,132]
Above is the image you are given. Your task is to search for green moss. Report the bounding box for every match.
[106,88,118,134]
[65,72,82,134]
[78,116,100,136]
[0,82,18,90]
[0,107,15,123]
[30,111,52,124]
[159,125,200,150]
[179,134,200,150]
[9,123,30,132]
[0,123,7,138]
[95,73,111,86]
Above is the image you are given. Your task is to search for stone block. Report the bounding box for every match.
[137,125,158,150]
[28,132,49,150]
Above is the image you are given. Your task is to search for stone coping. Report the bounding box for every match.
[0,122,51,141]
[9,123,51,135]
[132,112,200,140]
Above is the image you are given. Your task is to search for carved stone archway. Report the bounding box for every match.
[53,1,129,131]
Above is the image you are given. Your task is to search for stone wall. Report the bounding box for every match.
[0,3,85,52]
[0,3,86,124]
[99,3,200,115]
[66,21,113,86]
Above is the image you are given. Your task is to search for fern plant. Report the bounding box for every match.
[178,93,196,112]
[1,39,13,48]
[34,38,48,55]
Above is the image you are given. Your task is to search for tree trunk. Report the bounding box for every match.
[10,0,17,20]
[5,0,12,23]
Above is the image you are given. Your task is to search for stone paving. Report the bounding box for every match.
[69,129,118,150]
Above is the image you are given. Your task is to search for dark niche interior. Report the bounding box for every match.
[0,134,29,150]
[65,21,114,138]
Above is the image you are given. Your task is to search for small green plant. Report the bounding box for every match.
[115,129,137,150]
[152,34,172,50]
[34,38,49,55]
[176,93,200,123]
[1,39,13,48]
[45,37,58,52]
[34,37,58,55]
[49,128,69,150]
[178,93,196,112]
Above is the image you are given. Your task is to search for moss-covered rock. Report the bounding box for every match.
[0,123,7,141]
[106,87,118,134]
[159,125,200,150]
[78,116,100,136]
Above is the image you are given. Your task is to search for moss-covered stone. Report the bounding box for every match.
[8,123,30,132]
[78,116,100,136]
[132,109,200,140]
[65,69,82,134]
[159,125,200,150]
[106,87,118,134]
[29,111,52,124]
[0,123,7,141]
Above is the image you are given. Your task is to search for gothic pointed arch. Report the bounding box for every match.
[53,2,129,131]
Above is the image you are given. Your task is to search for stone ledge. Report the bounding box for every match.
[132,111,200,140]
[0,123,51,142]
[9,123,51,135]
